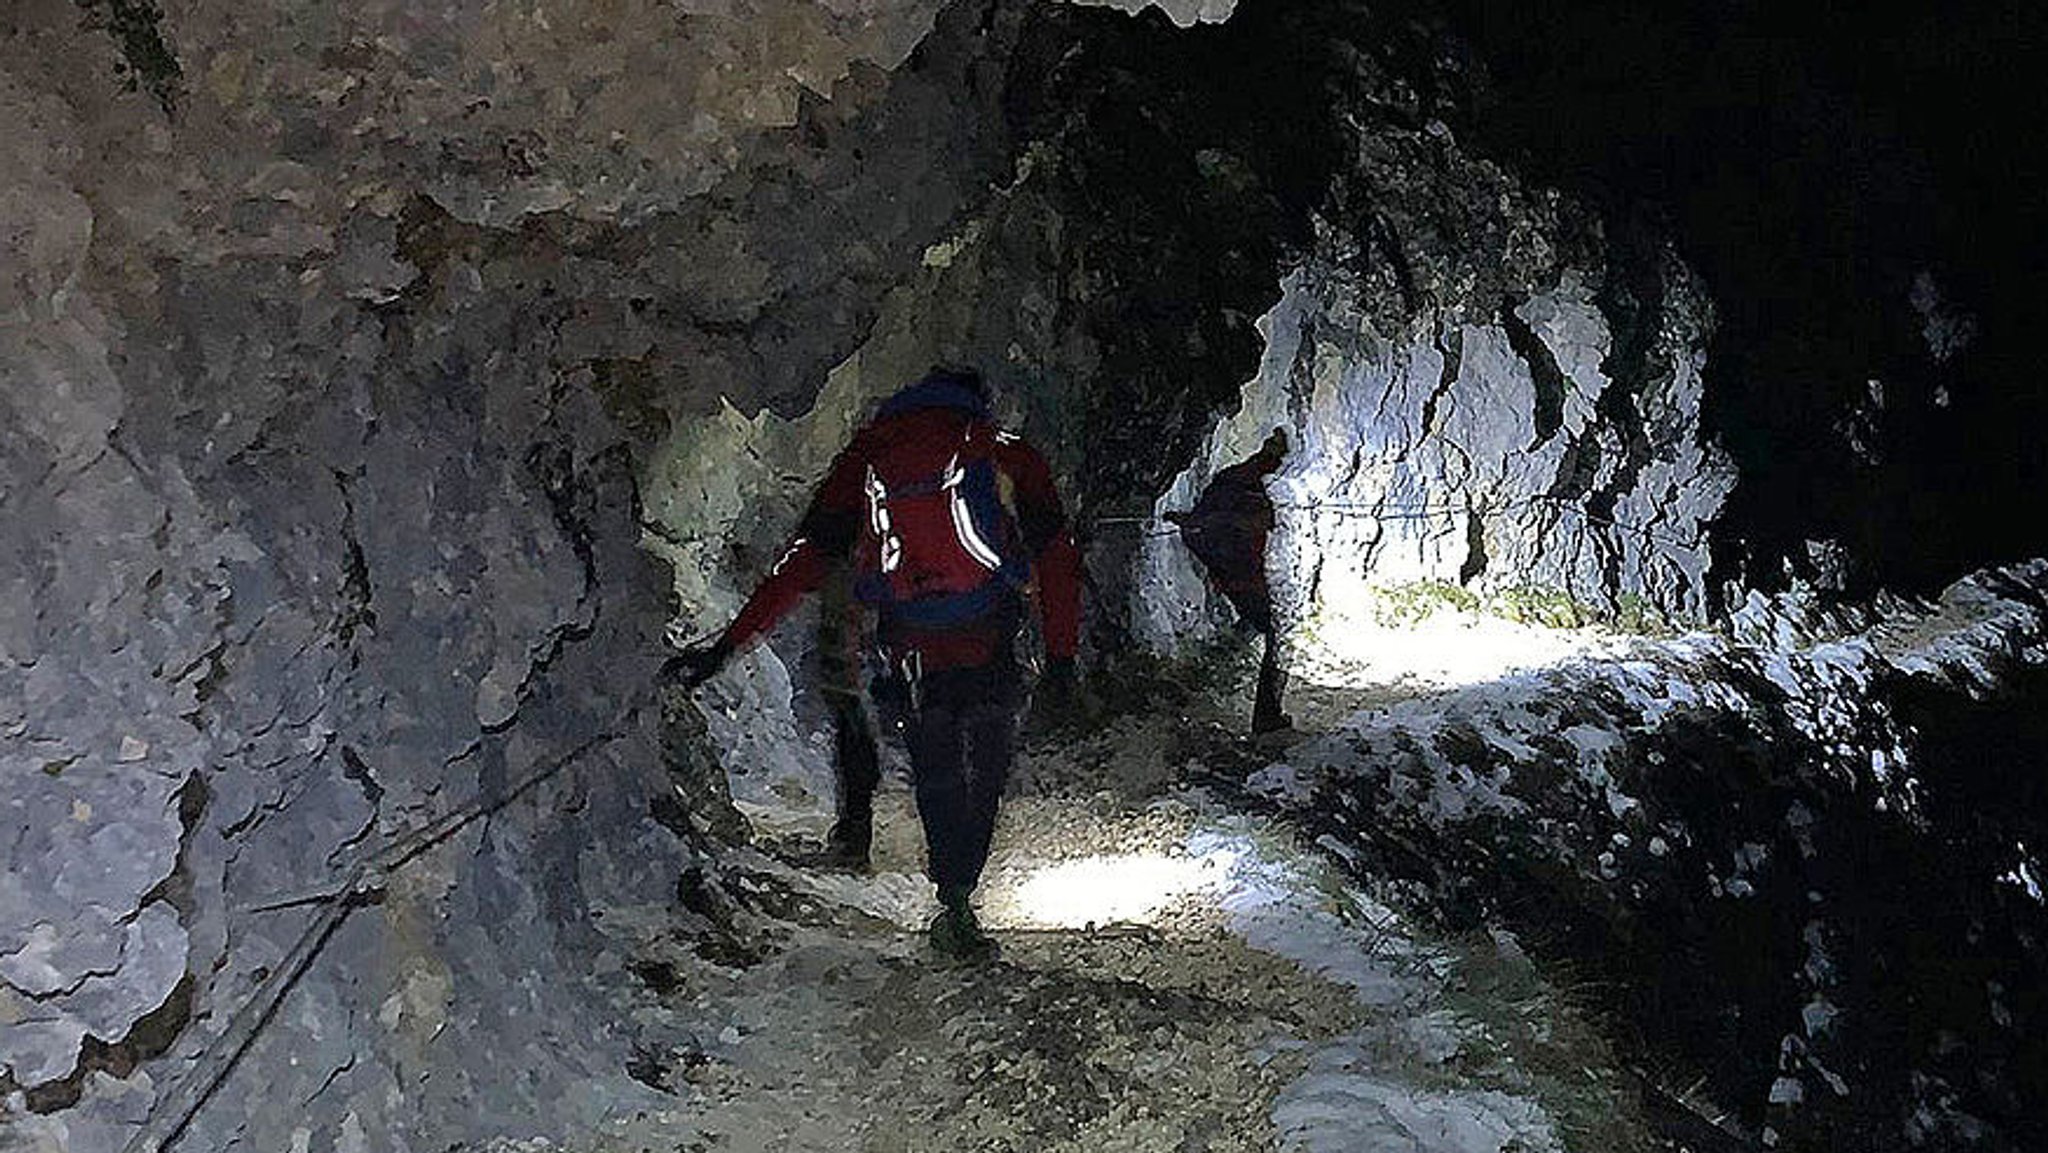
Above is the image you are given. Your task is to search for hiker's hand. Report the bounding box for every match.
[661,639,730,689]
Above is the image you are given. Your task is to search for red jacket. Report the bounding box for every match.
[718,394,1081,671]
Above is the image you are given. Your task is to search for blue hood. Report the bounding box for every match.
[876,374,990,421]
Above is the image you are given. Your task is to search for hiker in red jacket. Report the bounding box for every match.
[667,367,1082,960]
[1166,428,1290,734]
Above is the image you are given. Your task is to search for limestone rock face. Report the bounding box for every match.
[0,0,1028,1147]
[1135,137,1735,656]
[1063,0,1238,28]
[642,0,1737,833]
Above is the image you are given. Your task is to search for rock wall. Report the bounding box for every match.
[640,0,1366,802]
[17,1,1436,1135]
[1135,145,1734,658]
[1445,3,2048,600]
[1066,0,1238,28]
[0,0,1035,1148]
[645,0,1739,826]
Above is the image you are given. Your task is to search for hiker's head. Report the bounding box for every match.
[1256,427,1290,469]
[878,363,999,421]
[921,364,991,406]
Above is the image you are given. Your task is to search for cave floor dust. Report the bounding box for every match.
[581,687,1655,1153]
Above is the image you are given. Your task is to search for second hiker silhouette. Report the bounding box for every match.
[1166,429,1291,735]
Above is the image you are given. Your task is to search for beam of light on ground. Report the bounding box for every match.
[992,846,1245,929]
[1290,600,1628,691]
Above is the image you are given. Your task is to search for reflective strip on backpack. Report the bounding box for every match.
[864,466,891,535]
[950,488,1003,571]
[935,449,1003,571]
[865,465,904,573]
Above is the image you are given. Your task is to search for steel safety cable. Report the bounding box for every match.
[124,730,622,1153]
[1083,492,1705,552]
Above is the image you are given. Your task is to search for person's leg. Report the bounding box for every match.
[905,672,974,900]
[824,688,880,864]
[1252,627,1290,734]
[958,663,1021,893]
[905,666,1002,957]
[817,578,879,865]
[1228,586,1289,734]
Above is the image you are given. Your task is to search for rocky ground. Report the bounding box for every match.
[562,561,2048,1153]
[20,566,2037,1152]
[551,662,1663,1153]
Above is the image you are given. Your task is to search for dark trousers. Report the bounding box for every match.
[903,661,1021,900]
[1182,526,1287,731]
[825,687,881,842]
[1253,628,1287,732]
[1216,575,1287,732]
[818,575,881,846]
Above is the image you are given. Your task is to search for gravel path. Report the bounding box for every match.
[575,692,1652,1153]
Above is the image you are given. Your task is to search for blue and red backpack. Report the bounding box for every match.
[851,381,1030,629]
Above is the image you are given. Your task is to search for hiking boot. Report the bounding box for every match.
[807,820,871,874]
[927,899,998,962]
[1251,709,1294,736]
[797,842,870,874]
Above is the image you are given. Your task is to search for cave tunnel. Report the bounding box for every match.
[5,1,2048,1151]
